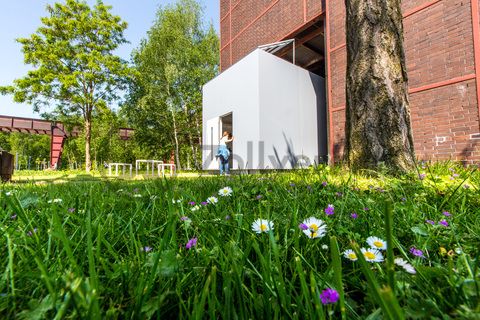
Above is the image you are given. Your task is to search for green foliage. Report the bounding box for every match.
[0,164,479,318]
[0,132,50,169]
[123,0,219,169]
[62,110,138,169]
[0,0,134,171]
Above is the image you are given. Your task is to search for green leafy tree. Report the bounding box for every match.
[0,0,133,172]
[123,0,218,170]
[0,132,50,170]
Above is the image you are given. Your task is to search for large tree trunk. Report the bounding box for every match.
[344,0,415,172]
[85,118,92,172]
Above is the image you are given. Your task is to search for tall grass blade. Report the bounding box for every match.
[330,236,346,319]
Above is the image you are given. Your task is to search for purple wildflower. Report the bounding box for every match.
[463,184,470,189]
[298,223,309,230]
[401,197,407,202]
[256,195,263,200]
[319,288,340,305]
[418,173,426,180]
[426,220,435,225]
[289,183,296,187]
[188,201,196,206]
[185,237,198,249]
[324,204,335,216]
[321,181,327,187]
[442,211,451,217]
[141,246,152,252]
[439,220,449,227]
[68,208,76,213]
[11,214,17,220]
[350,212,358,219]
[180,216,190,221]
[27,228,38,237]
[336,192,343,197]
[453,173,459,178]
[410,247,425,258]
[225,215,231,220]
[363,207,370,211]
[201,201,208,206]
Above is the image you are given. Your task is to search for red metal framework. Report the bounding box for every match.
[325,0,334,164]
[0,115,134,168]
[471,0,480,128]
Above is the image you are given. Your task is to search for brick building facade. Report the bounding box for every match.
[219,0,480,163]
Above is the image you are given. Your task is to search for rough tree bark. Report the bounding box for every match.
[344,0,416,172]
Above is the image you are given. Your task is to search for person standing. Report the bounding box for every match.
[216,131,234,175]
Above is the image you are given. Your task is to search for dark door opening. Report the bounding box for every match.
[220,112,233,169]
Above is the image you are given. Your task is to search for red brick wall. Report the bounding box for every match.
[219,0,324,71]
[219,0,480,163]
[326,0,480,163]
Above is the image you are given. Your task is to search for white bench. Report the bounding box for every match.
[135,159,163,177]
[157,163,176,177]
[108,163,133,177]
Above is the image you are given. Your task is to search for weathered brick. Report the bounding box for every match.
[219,0,480,162]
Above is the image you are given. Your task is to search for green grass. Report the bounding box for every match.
[1,163,479,319]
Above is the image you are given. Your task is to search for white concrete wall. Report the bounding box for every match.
[258,50,325,168]
[202,49,327,170]
[202,51,260,170]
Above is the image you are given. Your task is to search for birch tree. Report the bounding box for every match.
[124,0,218,169]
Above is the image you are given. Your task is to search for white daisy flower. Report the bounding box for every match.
[218,187,233,197]
[206,196,218,204]
[321,244,329,250]
[48,198,63,204]
[343,249,358,261]
[361,248,384,263]
[394,258,416,274]
[172,198,182,204]
[5,191,12,196]
[191,205,200,212]
[133,194,142,198]
[301,217,327,239]
[366,236,387,250]
[251,219,274,233]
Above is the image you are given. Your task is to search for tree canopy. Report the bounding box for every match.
[123,0,219,170]
[0,0,134,172]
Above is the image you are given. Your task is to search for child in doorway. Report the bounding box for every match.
[216,131,234,175]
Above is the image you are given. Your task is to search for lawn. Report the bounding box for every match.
[1,164,479,319]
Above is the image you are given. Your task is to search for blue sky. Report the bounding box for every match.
[0,0,219,118]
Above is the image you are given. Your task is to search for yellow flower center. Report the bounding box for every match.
[373,241,383,248]
[348,253,357,260]
[260,224,268,231]
[310,224,318,231]
[311,232,317,238]
[364,252,376,260]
